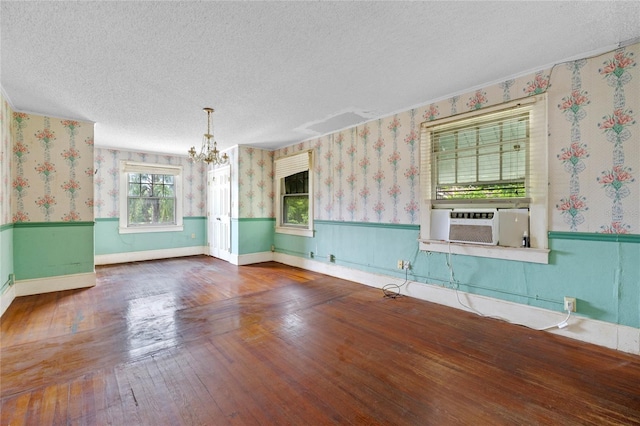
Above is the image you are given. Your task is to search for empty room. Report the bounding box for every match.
[1,1,640,424]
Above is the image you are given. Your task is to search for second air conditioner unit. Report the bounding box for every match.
[448,209,499,245]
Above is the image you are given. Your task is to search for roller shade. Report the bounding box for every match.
[275,151,311,180]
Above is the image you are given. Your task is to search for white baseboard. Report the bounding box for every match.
[274,252,640,356]
[0,284,16,317]
[232,251,275,266]
[15,271,96,297]
[95,246,207,265]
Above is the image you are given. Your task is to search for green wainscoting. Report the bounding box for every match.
[94,217,206,255]
[273,220,639,328]
[13,222,94,280]
[1,224,14,293]
[234,218,275,255]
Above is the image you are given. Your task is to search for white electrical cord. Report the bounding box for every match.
[446,242,573,331]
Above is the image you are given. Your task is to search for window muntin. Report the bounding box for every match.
[127,173,176,226]
[433,112,529,200]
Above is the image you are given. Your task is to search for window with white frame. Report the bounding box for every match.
[119,161,183,233]
[419,95,549,263]
[275,151,313,237]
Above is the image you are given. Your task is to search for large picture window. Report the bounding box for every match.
[119,161,183,233]
[275,151,313,237]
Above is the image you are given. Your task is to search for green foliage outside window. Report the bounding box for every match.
[283,171,309,226]
[127,173,176,225]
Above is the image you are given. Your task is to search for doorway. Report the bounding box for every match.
[208,166,231,261]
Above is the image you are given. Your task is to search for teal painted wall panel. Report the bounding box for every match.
[274,221,640,328]
[237,218,275,255]
[1,226,14,292]
[13,223,94,280]
[94,217,206,255]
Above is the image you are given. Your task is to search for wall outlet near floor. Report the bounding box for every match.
[329,254,335,262]
[191,233,196,239]
[403,260,411,270]
[397,260,404,269]
[564,296,577,312]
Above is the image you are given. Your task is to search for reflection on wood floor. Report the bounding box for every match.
[2,256,640,425]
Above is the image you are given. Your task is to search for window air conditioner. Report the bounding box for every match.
[448,209,499,245]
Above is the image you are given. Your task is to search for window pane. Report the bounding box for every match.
[283,195,309,225]
[433,112,528,199]
[128,183,140,196]
[164,175,174,185]
[285,171,308,194]
[129,173,141,183]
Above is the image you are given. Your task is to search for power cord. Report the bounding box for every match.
[445,242,573,331]
[382,265,409,299]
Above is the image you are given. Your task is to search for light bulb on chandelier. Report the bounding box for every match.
[188,107,229,165]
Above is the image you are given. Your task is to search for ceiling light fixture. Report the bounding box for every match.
[188,107,229,165]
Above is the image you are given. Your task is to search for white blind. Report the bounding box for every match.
[122,161,182,176]
[423,98,538,201]
[275,151,311,179]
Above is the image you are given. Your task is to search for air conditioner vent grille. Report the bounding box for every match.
[448,209,499,245]
[449,224,495,244]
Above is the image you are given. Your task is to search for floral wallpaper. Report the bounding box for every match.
[270,42,639,234]
[550,46,639,233]
[235,145,274,219]
[93,147,207,219]
[10,112,94,223]
[1,95,12,226]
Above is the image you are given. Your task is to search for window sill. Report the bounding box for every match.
[119,225,184,234]
[418,239,549,264]
[275,226,313,238]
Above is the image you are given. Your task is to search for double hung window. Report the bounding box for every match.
[275,151,313,237]
[119,161,183,233]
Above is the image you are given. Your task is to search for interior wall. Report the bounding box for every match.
[93,147,208,257]
[8,108,95,281]
[1,93,14,297]
[268,43,640,329]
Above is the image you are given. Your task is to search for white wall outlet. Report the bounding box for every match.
[564,296,577,312]
[397,260,404,269]
[403,260,411,270]
[191,233,196,239]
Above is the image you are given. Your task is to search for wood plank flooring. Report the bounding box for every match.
[1,256,639,425]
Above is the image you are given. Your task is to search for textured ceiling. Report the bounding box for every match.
[2,1,639,155]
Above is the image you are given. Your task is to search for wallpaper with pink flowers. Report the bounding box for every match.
[271,43,639,234]
[10,111,94,223]
[1,95,12,226]
[234,145,274,219]
[93,147,208,219]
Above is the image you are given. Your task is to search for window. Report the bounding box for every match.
[127,173,175,226]
[119,161,183,233]
[419,95,549,263]
[283,171,309,226]
[433,112,528,201]
[275,151,313,237]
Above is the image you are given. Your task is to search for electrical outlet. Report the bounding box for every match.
[309,251,314,258]
[329,254,335,262]
[564,296,577,312]
[397,260,404,269]
[191,233,196,239]
[403,260,411,270]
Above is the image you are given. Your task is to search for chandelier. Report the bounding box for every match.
[188,107,229,165]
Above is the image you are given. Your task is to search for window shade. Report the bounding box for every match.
[425,100,536,200]
[275,151,311,179]
[122,161,182,176]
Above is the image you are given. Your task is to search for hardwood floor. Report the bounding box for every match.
[1,256,639,425]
